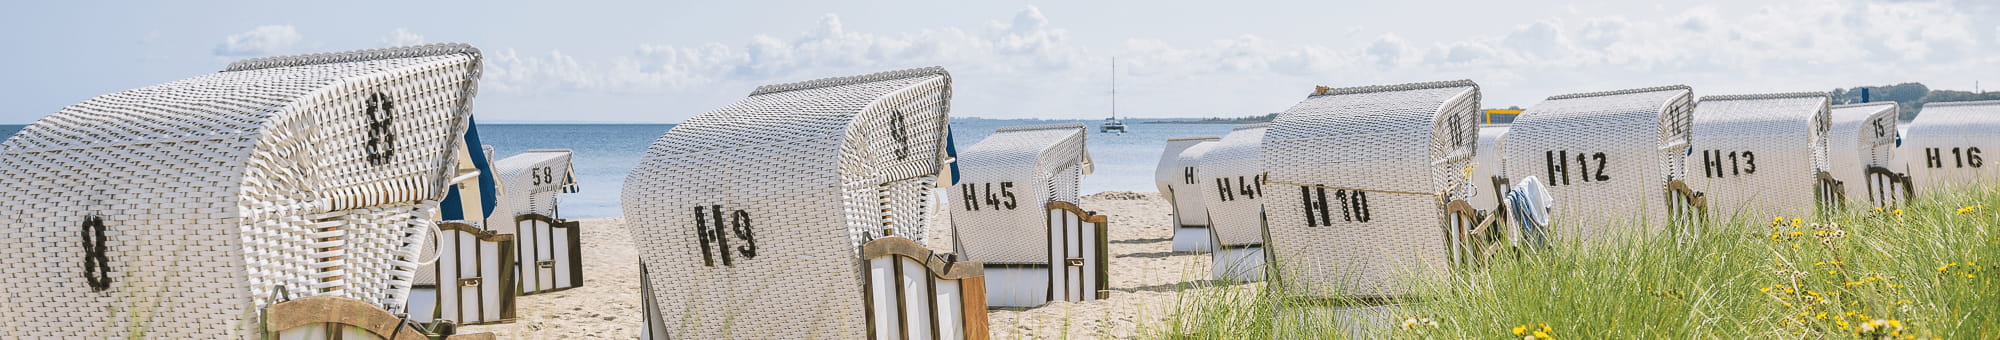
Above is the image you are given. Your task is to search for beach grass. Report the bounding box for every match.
[1147,186,2000,339]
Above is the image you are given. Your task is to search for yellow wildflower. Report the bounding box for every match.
[1513,325,1527,335]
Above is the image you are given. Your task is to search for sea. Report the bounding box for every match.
[0,118,1248,218]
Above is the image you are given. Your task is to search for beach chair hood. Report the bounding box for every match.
[1826,102,1902,206]
[0,43,483,338]
[1261,80,1482,298]
[1502,85,1695,240]
[951,123,1091,265]
[1685,92,1832,219]
[1895,100,2000,192]
[1158,137,1219,227]
[1198,124,1270,250]
[622,67,956,338]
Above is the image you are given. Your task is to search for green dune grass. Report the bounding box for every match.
[1147,186,1999,339]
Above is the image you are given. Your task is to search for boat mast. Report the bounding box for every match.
[1111,57,1117,120]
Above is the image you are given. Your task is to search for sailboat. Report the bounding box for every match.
[1100,58,1128,134]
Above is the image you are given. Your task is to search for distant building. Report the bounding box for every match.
[1484,109,1522,124]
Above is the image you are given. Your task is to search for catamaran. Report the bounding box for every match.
[1101,58,1129,134]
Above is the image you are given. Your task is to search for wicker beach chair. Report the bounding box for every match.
[1827,102,1909,208]
[1685,92,1834,220]
[949,123,1104,308]
[1469,126,1510,218]
[1197,124,1271,281]
[1158,136,1220,252]
[623,67,989,339]
[0,44,488,339]
[1502,86,1698,240]
[1262,80,1482,298]
[408,121,518,326]
[1896,100,2000,194]
[1465,125,1513,250]
[495,149,583,294]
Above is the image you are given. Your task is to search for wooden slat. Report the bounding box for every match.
[264,296,431,340]
[959,276,990,340]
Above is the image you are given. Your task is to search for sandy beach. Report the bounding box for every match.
[461,191,1202,339]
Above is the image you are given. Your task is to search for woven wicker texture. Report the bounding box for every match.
[1501,86,1694,240]
[1685,92,1832,219]
[1469,125,1510,211]
[1156,136,1219,229]
[0,43,482,338]
[950,123,1090,264]
[1262,80,1481,298]
[1197,124,1270,249]
[1897,100,2000,191]
[622,67,953,338]
[1826,103,1900,194]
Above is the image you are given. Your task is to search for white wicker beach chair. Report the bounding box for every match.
[1685,92,1834,220]
[1262,81,1482,298]
[1197,124,1271,281]
[408,122,518,326]
[0,44,487,339]
[1502,86,1698,240]
[623,67,989,339]
[1896,100,2000,194]
[1464,125,1514,251]
[1827,102,1909,208]
[495,149,583,294]
[949,123,1104,308]
[1469,125,1510,216]
[1158,136,1220,252]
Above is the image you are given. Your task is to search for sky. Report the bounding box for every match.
[0,0,1995,124]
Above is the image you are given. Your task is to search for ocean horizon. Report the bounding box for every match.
[0,117,1245,218]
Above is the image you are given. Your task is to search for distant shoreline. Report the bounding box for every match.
[1141,119,1270,124]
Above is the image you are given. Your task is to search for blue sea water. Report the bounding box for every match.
[0,118,1248,218]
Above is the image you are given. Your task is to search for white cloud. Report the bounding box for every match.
[214,25,302,56]
[484,49,596,94]
[381,28,425,47]
[483,6,1089,95]
[1365,34,1413,68]
[1502,20,1573,60]
[479,0,1997,118]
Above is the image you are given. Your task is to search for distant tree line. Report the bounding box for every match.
[1140,112,1277,124]
[1831,82,1999,121]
